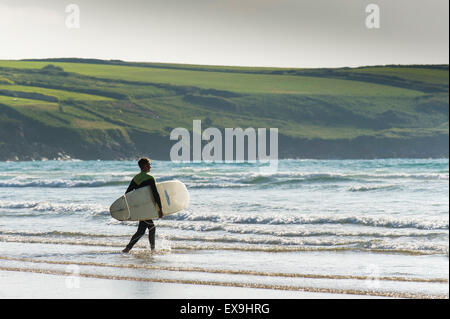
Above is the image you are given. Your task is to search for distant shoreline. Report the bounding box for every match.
[0,132,447,161]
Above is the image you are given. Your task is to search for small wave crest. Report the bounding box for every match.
[165,212,449,230]
[157,222,447,239]
[348,185,400,192]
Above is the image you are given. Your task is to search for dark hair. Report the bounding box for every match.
[138,157,151,170]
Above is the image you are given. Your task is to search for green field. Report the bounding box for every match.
[0,60,424,96]
[0,59,448,160]
[0,84,112,101]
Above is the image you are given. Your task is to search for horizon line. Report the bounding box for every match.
[2,57,448,70]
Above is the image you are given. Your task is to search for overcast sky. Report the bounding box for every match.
[0,0,448,67]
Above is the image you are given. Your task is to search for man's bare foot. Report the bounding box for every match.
[122,247,131,253]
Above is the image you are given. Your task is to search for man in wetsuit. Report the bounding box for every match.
[122,157,164,253]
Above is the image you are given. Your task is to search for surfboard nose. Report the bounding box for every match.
[110,207,128,221]
[109,197,130,221]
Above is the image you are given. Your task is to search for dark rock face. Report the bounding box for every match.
[277,134,449,159]
[0,125,447,161]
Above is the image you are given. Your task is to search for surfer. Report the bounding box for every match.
[122,157,164,253]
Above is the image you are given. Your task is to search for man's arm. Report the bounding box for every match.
[140,177,163,214]
[125,180,137,194]
[148,177,162,211]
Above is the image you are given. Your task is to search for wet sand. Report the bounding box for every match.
[0,270,389,299]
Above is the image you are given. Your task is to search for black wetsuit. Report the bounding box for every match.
[125,171,162,251]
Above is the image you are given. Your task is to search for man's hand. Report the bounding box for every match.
[158,208,164,219]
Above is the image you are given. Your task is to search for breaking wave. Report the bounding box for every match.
[1,198,447,231]
[0,170,447,189]
[0,200,108,216]
[0,179,129,188]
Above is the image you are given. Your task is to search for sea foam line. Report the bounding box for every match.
[2,227,445,240]
[0,236,445,256]
[1,231,448,254]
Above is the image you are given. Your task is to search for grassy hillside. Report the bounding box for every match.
[0,59,448,160]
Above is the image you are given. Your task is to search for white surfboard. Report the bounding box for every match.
[109,180,189,221]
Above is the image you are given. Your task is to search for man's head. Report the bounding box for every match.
[138,157,151,172]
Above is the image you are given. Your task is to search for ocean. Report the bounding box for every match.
[0,159,448,298]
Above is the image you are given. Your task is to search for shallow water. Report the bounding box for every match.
[0,159,448,298]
